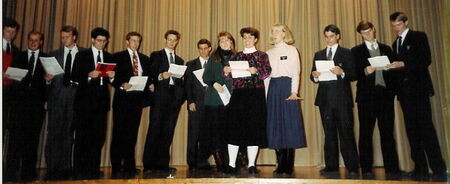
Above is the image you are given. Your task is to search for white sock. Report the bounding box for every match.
[247,146,259,167]
[227,144,239,167]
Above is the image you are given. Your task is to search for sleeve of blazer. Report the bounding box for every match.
[351,46,369,81]
[342,49,356,81]
[310,52,319,83]
[185,60,196,104]
[148,51,160,86]
[405,31,432,73]
[111,51,125,89]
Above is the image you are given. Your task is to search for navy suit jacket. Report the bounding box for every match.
[310,46,356,108]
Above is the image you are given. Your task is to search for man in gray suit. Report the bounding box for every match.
[45,25,86,179]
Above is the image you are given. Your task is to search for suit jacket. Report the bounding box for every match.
[2,43,21,86]
[185,58,207,107]
[351,42,395,103]
[47,46,87,110]
[392,30,434,97]
[71,49,113,112]
[12,50,48,106]
[149,49,185,106]
[310,46,356,108]
[112,49,151,108]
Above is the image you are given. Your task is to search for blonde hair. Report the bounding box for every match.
[269,24,295,45]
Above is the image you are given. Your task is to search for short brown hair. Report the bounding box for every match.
[240,27,260,40]
[126,31,142,41]
[164,30,180,40]
[28,31,44,41]
[197,39,211,48]
[390,12,408,22]
[356,21,374,33]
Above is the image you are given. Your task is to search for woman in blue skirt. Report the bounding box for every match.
[266,24,307,175]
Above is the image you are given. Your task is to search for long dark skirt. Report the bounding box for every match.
[266,77,306,149]
[227,88,267,147]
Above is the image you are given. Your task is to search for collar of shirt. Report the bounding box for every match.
[274,41,287,48]
[364,39,378,50]
[199,56,208,67]
[127,48,138,57]
[92,46,103,63]
[64,45,79,54]
[326,44,338,59]
[164,47,175,62]
[243,47,257,54]
[399,28,409,45]
[3,38,10,51]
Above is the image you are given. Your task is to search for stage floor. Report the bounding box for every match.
[4,166,448,184]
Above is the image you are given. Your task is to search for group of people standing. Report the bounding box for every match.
[1,11,446,182]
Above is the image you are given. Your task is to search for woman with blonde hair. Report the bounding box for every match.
[266,24,306,175]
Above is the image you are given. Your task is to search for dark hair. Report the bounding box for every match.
[240,27,260,40]
[356,21,374,33]
[3,17,19,30]
[61,25,78,37]
[126,31,142,41]
[390,12,408,22]
[324,24,340,35]
[28,31,44,41]
[164,30,180,40]
[197,39,211,48]
[214,31,236,62]
[90,27,110,39]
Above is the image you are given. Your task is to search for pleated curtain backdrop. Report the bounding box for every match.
[3,0,449,171]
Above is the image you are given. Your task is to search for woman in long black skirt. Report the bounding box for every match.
[223,27,271,175]
[266,24,307,175]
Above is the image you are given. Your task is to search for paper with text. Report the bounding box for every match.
[218,84,231,106]
[40,57,64,75]
[193,68,207,87]
[229,61,251,78]
[315,60,337,81]
[368,56,390,69]
[168,64,187,78]
[6,67,28,81]
[127,76,148,91]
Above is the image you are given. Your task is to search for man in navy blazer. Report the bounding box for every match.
[387,12,446,179]
[351,21,400,176]
[310,24,359,176]
[45,25,86,179]
[143,30,185,173]
[71,27,115,179]
[110,32,150,176]
[4,31,48,181]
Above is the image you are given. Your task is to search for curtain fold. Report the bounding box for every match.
[4,0,448,171]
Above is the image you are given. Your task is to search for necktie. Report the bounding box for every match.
[169,53,175,64]
[97,51,102,63]
[396,36,402,54]
[6,42,11,54]
[29,51,35,76]
[327,48,333,60]
[132,52,139,76]
[63,50,72,85]
[371,42,376,51]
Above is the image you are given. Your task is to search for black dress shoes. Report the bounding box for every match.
[248,166,259,175]
[320,167,339,175]
[223,165,237,175]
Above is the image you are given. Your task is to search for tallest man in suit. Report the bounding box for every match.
[310,24,359,176]
[387,12,446,179]
[143,30,185,173]
[45,25,86,179]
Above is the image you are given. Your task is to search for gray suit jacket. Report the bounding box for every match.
[47,46,87,110]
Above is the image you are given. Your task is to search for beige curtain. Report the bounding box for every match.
[5,0,449,171]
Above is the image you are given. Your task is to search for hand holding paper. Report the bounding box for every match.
[315,60,337,81]
[126,76,148,91]
[6,67,28,81]
[168,64,187,78]
[95,63,116,77]
[40,57,64,75]
[368,56,390,69]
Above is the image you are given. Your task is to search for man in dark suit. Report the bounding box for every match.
[310,24,359,176]
[110,32,150,177]
[351,21,400,176]
[71,27,115,179]
[387,12,447,179]
[4,31,48,181]
[143,30,185,173]
[45,25,86,179]
[2,18,20,143]
[185,39,212,171]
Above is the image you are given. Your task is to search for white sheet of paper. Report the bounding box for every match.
[193,68,207,87]
[6,67,28,81]
[315,60,337,81]
[39,57,64,75]
[218,84,231,106]
[229,61,251,78]
[368,56,390,69]
[127,76,148,92]
[168,64,187,78]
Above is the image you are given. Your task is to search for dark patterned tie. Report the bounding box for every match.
[132,52,139,76]
[97,50,102,63]
[6,42,11,54]
[396,36,402,54]
[327,48,333,60]
[63,50,72,85]
[169,53,175,64]
[29,51,35,76]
